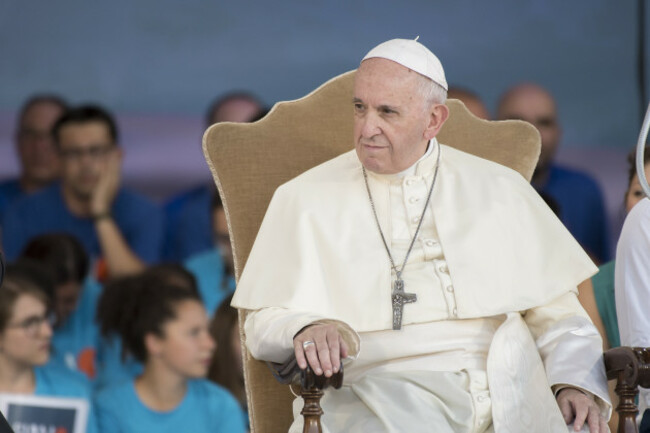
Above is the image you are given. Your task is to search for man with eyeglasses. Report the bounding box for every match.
[497,83,610,264]
[1,105,163,279]
[0,95,67,223]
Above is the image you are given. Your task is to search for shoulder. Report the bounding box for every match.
[6,184,62,213]
[189,380,244,426]
[164,184,211,210]
[277,150,359,193]
[0,179,22,198]
[94,380,133,408]
[549,164,603,191]
[113,188,162,220]
[35,364,92,399]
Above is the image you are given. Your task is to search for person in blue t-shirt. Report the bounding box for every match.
[19,234,102,379]
[2,104,164,280]
[94,274,246,433]
[184,192,236,316]
[0,268,97,433]
[497,83,610,263]
[0,95,67,224]
[163,92,266,262]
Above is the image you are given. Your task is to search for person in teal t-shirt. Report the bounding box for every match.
[0,268,97,433]
[94,272,245,433]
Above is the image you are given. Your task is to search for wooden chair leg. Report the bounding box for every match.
[613,371,639,433]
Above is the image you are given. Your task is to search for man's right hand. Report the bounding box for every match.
[293,323,349,378]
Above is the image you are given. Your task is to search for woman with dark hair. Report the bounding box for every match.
[20,233,101,379]
[94,276,245,432]
[208,293,246,413]
[0,269,97,432]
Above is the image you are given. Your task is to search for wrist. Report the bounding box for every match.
[91,211,112,222]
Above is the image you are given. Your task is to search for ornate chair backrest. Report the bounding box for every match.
[203,70,541,432]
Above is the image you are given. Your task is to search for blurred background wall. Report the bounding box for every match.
[0,0,647,242]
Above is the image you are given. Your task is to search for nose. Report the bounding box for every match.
[40,320,53,338]
[358,111,381,139]
[204,332,217,352]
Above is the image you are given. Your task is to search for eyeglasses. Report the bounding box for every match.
[58,145,114,161]
[6,314,52,336]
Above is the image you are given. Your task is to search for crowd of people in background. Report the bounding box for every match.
[0,80,645,433]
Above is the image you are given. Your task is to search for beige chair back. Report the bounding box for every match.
[203,70,540,432]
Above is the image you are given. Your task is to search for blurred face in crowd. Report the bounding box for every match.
[353,58,448,175]
[57,121,118,201]
[213,207,234,274]
[16,101,65,190]
[146,300,215,379]
[231,319,242,375]
[497,84,560,177]
[210,97,262,124]
[53,280,82,326]
[0,294,52,368]
[625,163,650,213]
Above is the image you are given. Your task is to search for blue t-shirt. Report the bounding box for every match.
[50,278,103,380]
[34,364,98,433]
[538,164,610,262]
[184,248,235,317]
[0,179,23,223]
[1,184,164,265]
[94,336,143,392]
[94,379,246,433]
[162,184,213,262]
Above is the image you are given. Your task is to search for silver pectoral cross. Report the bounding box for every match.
[392,279,417,330]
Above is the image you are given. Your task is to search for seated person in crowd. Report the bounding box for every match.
[446,86,490,119]
[615,151,650,432]
[0,95,67,223]
[184,192,235,316]
[497,83,610,263]
[0,265,97,433]
[163,92,266,262]
[94,263,200,390]
[20,233,102,379]
[94,275,246,432]
[2,105,164,280]
[233,39,610,432]
[208,293,246,421]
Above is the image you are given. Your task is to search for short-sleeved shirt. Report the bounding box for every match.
[538,164,610,263]
[50,277,103,379]
[184,248,235,316]
[34,364,98,433]
[1,183,164,266]
[94,379,246,433]
[0,179,23,223]
[162,184,213,261]
[591,260,620,348]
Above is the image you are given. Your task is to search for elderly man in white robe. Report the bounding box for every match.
[232,39,611,432]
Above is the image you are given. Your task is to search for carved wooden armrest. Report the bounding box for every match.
[604,347,650,433]
[267,357,344,433]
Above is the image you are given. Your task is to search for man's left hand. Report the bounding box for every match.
[91,149,122,217]
[557,388,608,432]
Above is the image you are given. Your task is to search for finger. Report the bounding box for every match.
[294,339,308,370]
[557,395,574,424]
[304,338,323,375]
[326,329,340,375]
[339,335,349,360]
[586,407,601,433]
[600,416,609,433]
[315,334,332,376]
[573,400,589,431]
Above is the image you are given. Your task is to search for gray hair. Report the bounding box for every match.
[417,74,447,107]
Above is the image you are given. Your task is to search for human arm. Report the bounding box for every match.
[91,151,146,278]
[524,292,611,432]
[245,307,360,376]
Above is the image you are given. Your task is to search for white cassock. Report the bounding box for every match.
[232,140,611,432]
[616,197,650,416]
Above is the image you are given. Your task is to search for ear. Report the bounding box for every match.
[144,333,164,357]
[423,103,449,141]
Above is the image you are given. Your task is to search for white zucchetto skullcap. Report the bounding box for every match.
[362,38,448,91]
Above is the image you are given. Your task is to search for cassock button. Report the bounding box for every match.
[439,264,449,273]
[409,196,420,204]
[446,285,454,293]
[425,240,436,246]
[411,216,420,223]
[406,179,414,186]
[452,308,458,316]
[477,395,486,402]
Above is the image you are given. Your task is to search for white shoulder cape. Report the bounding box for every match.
[232,145,597,332]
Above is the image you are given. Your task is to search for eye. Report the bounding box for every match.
[380,107,397,115]
[353,103,365,112]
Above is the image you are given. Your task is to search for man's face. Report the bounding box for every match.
[497,85,560,174]
[16,102,65,187]
[353,58,433,175]
[57,122,116,201]
[213,207,233,274]
[211,98,262,124]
